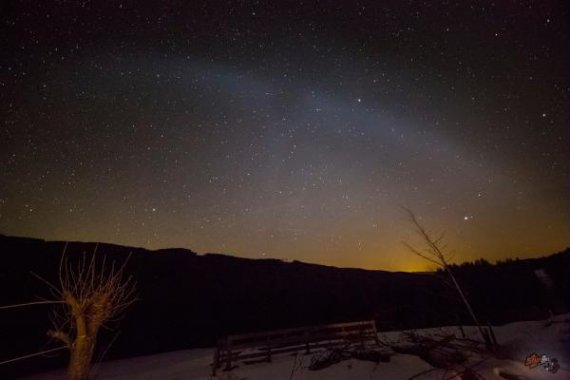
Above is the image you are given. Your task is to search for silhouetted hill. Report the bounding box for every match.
[0,234,568,378]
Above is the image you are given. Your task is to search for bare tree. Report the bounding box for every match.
[401,207,486,343]
[43,245,137,380]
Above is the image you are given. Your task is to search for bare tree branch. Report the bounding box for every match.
[401,207,487,346]
[0,346,67,366]
[0,300,65,310]
[47,245,137,380]
[47,330,72,347]
[402,242,444,267]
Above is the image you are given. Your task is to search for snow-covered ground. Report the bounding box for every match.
[25,314,569,380]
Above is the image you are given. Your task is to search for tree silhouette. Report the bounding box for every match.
[401,207,486,344]
[45,245,136,380]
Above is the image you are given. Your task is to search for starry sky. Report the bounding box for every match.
[1,1,568,271]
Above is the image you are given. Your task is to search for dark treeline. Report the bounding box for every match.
[0,234,568,378]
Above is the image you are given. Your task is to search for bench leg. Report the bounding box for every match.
[225,349,232,371]
[212,348,219,376]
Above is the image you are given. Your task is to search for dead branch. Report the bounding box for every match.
[401,207,487,346]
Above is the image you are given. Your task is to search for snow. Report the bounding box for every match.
[24,314,569,379]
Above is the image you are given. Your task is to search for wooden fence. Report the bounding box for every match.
[212,320,379,374]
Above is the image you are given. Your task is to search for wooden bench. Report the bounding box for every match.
[212,320,379,374]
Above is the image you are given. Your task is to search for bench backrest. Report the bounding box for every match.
[213,320,378,372]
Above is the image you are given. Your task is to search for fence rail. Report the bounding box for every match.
[212,320,379,374]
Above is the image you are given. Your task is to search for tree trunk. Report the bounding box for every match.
[66,309,97,380]
[67,335,96,380]
[445,266,487,343]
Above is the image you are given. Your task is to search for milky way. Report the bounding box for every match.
[1,1,568,270]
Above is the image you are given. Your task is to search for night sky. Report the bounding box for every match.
[1,1,568,271]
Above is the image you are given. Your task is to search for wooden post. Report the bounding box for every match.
[458,325,466,338]
[266,335,272,363]
[224,338,232,371]
[455,312,466,338]
[372,321,380,347]
[487,322,498,348]
[305,329,311,354]
[212,346,219,376]
[481,328,493,351]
